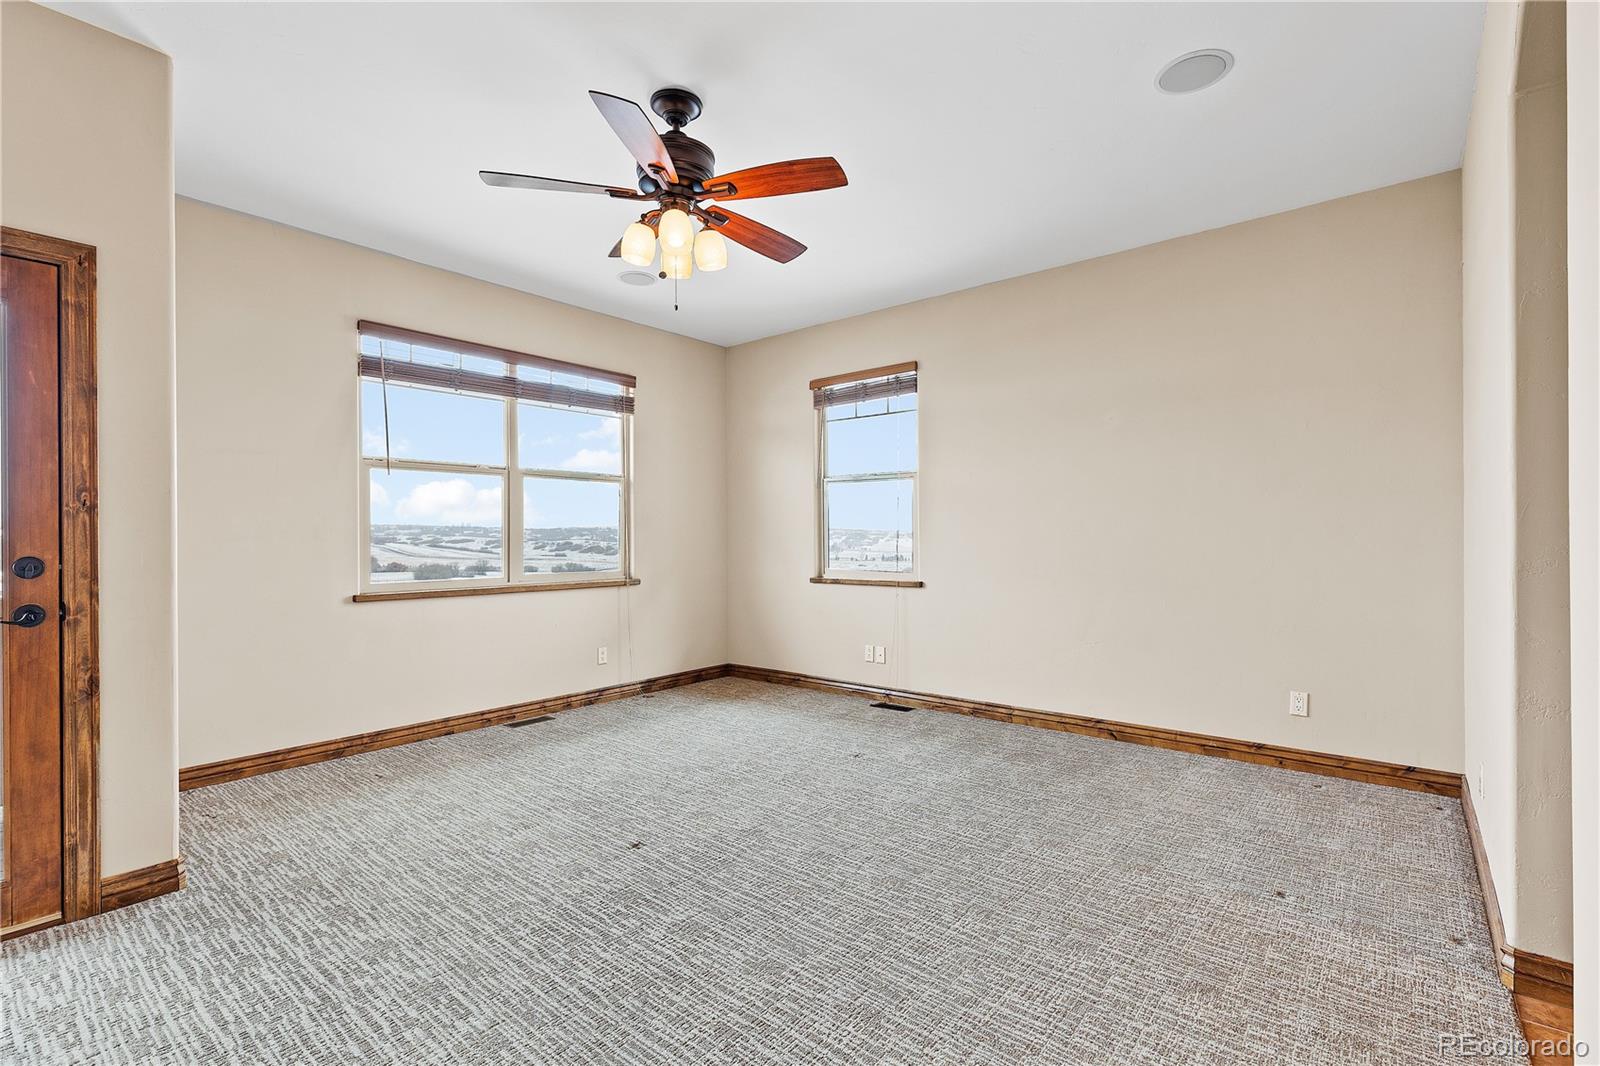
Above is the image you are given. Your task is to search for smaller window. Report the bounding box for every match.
[812,363,918,580]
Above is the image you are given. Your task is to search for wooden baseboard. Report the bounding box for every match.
[728,664,1462,796]
[99,857,187,914]
[1459,782,1575,1064]
[1460,779,1514,974]
[179,664,733,790]
[1506,948,1576,1064]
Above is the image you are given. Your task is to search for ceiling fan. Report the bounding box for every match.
[480,87,846,282]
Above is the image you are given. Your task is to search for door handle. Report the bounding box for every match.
[0,604,47,627]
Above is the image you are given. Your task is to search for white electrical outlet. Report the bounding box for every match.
[874,645,886,665]
[597,646,608,666]
[864,644,874,663]
[1289,690,1309,717]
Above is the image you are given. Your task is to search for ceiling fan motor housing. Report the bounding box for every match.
[640,130,715,194]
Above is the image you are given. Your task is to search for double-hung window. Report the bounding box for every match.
[357,321,634,596]
[812,362,919,583]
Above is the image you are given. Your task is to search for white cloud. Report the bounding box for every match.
[369,479,390,507]
[395,478,503,525]
[363,429,409,457]
[561,449,620,472]
[579,420,621,443]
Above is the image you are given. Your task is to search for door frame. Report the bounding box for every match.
[2,226,100,927]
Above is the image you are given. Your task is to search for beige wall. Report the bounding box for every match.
[727,173,1464,772]
[1511,0,1573,964]
[1461,0,1574,964]
[1,3,179,877]
[1462,0,1523,959]
[174,200,726,767]
[1566,0,1599,1053]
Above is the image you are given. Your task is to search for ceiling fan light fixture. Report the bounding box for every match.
[619,221,657,267]
[658,208,694,253]
[661,248,693,280]
[694,228,728,272]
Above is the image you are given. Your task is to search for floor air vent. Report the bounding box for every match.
[870,701,915,713]
[507,715,556,728]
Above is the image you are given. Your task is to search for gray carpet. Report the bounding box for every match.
[3,678,1525,1065]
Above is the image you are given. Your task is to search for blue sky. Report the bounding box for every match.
[363,382,623,529]
[823,395,917,533]
[362,372,917,534]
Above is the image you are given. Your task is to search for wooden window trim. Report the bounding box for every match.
[807,361,916,391]
[809,576,924,589]
[353,577,641,602]
[2,227,101,923]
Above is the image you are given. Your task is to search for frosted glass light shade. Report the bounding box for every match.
[658,208,693,252]
[694,228,728,271]
[619,222,656,267]
[661,249,693,280]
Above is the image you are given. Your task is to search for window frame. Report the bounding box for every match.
[357,352,634,599]
[813,366,921,585]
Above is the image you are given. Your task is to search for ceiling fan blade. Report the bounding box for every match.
[588,91,678,185]
[702,157,847,201]
[608,239,622,258]
[480,171,633,196]
[700,206,807,263]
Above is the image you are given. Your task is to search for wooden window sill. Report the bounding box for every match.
[810,576,924,589]
[354,578,640,602]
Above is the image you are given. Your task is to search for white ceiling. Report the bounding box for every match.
[51,2,1485,347]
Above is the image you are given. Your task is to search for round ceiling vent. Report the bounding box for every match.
[1156,49,1234,95]
[617,269,657,287]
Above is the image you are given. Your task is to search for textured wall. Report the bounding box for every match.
[1510,0,1572,963]
[0,3,179,877]
[1564,0,1599,1053]
[1461,0,1522,955]
[1462,0,1574,963]
[727,173,1464,773]
[174,200,727,766]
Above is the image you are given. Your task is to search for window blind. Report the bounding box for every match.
[810,361,917,409]
[357,321,634,415]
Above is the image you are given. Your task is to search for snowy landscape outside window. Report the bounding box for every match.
[813,364,918,577]
[356,323,633,594]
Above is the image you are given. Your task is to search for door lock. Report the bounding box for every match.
[11,556,45,579]
[0,604,47,628]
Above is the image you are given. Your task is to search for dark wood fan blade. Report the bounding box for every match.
[480,171,633,195]
[608,239,622,258]
[702,157,847,201]
[700,206,807,263]
[588,91,678,185]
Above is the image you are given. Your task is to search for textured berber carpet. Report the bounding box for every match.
[2,677,1526,1064]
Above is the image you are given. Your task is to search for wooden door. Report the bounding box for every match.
[1,250,66,931]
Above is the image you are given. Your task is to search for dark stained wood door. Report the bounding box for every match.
[2,251,64,930]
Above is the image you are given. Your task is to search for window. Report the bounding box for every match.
[812,362,919,584]
[357,321,633,595]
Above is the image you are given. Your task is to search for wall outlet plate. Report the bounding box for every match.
[1289,690,1309,717]
[874,645,886,664]
[597,646,608,666]
[864,644,874,663]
